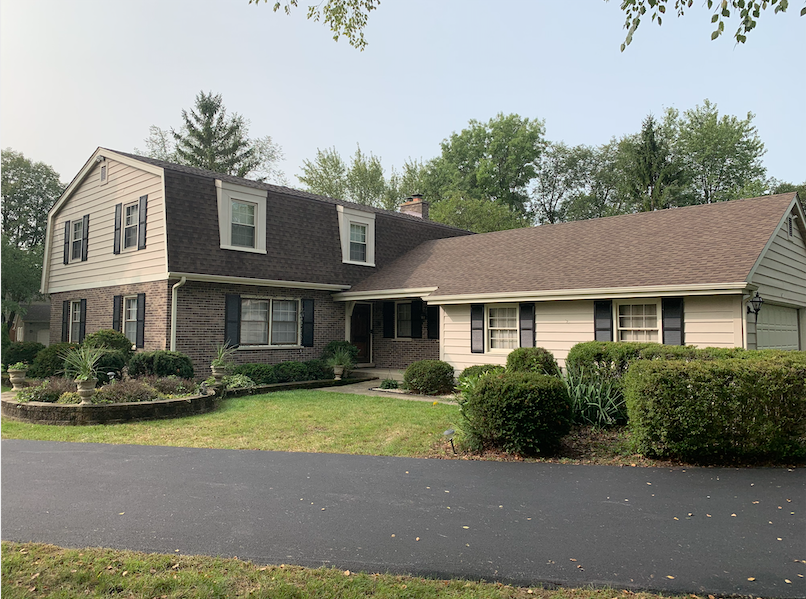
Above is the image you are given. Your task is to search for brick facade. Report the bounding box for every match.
[368,301,440,369]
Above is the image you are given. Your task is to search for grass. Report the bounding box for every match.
[1,390,459,457]
[2,542,689,599]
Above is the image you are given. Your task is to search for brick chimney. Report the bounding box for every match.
[399,194,429,219]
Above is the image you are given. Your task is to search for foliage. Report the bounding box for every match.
[83,329,135,363]
[127,351,155,377]
[8,361,27,370]
[429,192,529,233]
[321,341,360,363]
[297,147,348,199]
[60,344,105,381]
[403,360,455,395]
[143,375,198,396]
[220,374,257,390]
[625,356,806,462]
[459,371,572,455]
[3,341,45,368]
[16,377,76,403]
[563,366,627,428]
[458,364,507,380]
[324,346,356,375]
[529,143,592,224]
[94,350,127,385]
[95,379,161,403]
[619,0,804,51]
[137,92,285,183]
[56,392,81,404]
[379,378,399,389]
[1,235,44,329]
[232,363,278,385]
[128,350,194,379]
[273,361,311,383]
[1,149,63,249]
[27,343,77,378]
[304,359,334,381]
[211,343,238,370]
[505,347,561,377]
[1,324,10,365]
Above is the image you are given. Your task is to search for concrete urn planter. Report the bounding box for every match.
[8,369,27,391]
[211,366,227,385]
[76,378,98,404]
[333,365,345,381]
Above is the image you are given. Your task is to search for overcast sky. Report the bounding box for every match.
[1,1,804,189]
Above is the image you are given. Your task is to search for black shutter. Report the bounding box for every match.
[411,299,423,339]
[594,300,613,342]
[470,304,484,353]
[63,221,70,264]
[61,300,70,342]
[662,297,685,346]
[427,306,440,340]
[137,195,148,250]
[78,299,87,343]
[113,203,122,254]
[224,294,241,347]
[301,299,314,347]
[81,214,89,261]
[382,302,395,338]
[519,303,535,348]
[135,293,146,348]
[112,295,122,331]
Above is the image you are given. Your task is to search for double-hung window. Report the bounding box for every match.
[123,296,138,344]
[350,223,367,262]
[336,205,375,266]
[617,303,659,341]
[124,202,139,249]
[231,200,256,248]
[396,302,412,338]
[70,301,82,343]
[240,298,300,346]
[215,180,267,253]
[71,221,84,261]
[488,305,518,350]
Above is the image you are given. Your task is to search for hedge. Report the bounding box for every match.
[460,371,572,455]
[506,347,560,377]
[624,356,806,462]
[403,360,455,395]
[128,351,194,379]
[232,360,335,385]
[27,343,78,378]
[3,341,45,368]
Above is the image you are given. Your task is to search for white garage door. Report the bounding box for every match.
[756,305,800,350]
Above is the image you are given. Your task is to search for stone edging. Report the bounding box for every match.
[219,375,377,398]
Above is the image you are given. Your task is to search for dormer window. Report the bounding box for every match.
[215,180,267,254]
[231,200,256,248]
[337,205,375,266]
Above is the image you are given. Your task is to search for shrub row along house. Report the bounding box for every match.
[41,148,806,375]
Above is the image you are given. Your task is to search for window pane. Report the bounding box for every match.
[350,241,366,262]
[488,306,518,349]
[241,299,268,345]
[125,204,138,227]
[124,204,139,248]
[231,223,255,247]
[232,201,255,225]
[71,221,83,260]
[618,304,658,341]
[490,329,518,349]
[397,303,412,337]
[124,298,138,344]
[271,300,298,345]
[70,302,81,342]
[350,223,366,243]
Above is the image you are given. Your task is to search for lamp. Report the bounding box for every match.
[747,292,763,320]
[443,428,456,454]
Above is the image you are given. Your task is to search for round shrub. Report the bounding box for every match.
[27,343,78,378]
[274,361,309,383]
[459,364,505,380]
[83,329,135,363]
[152,351,194,379]
[127,351,155,377]
[3,341,45,368]
[95,350,127,384]
[304,359,333,381]
[233,363,278,385]
[403,360,455,395]
[56,392,81,404]
[506,347,561,377]
[460,371,572,455]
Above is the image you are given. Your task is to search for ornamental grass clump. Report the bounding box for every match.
[562,366,626,428]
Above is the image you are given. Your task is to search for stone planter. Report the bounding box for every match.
[76,378,98,404]
[211,365,227,385]
[333,365,345,381]
[8,369,26,391]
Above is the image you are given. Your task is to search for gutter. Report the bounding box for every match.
[170,277,187,351]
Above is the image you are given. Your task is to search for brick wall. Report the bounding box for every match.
[369,301,439,369]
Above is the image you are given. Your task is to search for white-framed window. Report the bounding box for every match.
[239,298,300,347]
[70,300,82,343]
[616,302,659,342]
[123,202,139,249]
[349,223,367,262]
[215,180,267,254]
[123,296,138,344]
[71,220,83,262]
[336,205,375,266]
[396,302,412,338]
[487,305,518,350]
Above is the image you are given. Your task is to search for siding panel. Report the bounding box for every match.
[751,212,806,306]
[683,295,742,348]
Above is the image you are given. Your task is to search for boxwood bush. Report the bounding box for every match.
[232,360,334,385]
[403,360,455,395]
[232,363,277,385]
[506,347,560,377]
[460,371,572,455]
[27,343,78,378]
[83,329,135,364]
[459,364,506,380]
[625,356,806,462]
[3,341,45,368]
[128,350,194,379]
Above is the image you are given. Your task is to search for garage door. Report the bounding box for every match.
[756,305,800,350]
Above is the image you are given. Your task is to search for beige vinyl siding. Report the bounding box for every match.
[441,305,507,374]
[683,295,743,348]
[534,300,595,366]
[750,210,806,307]
[47,160,166,293]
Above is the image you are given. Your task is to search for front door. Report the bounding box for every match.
[351,303,372,363]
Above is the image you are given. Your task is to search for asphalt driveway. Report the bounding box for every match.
[2,439,804,597]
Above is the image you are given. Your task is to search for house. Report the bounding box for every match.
[40,148,471,372]
[42,148,805,377]
[10,302,51,346]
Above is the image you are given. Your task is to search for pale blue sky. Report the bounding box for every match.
[1,0,803,188]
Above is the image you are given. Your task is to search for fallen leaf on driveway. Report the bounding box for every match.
[747,577,756,581]
[666,576,675,579]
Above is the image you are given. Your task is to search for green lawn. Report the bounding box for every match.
[1,390,459,457]
[1,542,686,599]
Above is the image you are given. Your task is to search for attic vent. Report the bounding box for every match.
[788,216,794,238]
[100,163,108,185]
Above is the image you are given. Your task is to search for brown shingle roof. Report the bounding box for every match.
[347,194,799,297]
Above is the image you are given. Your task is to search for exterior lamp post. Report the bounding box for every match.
[747,292,764,322]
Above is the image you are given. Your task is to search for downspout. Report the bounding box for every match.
[170,277,187,351]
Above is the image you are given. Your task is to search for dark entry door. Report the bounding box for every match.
[351,304,372,363]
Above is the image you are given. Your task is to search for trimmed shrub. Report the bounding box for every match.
[304,359,333,381]
[565,341,653,383]
[459,364,506,380]
[128,352,155,377]
[3,341,45,368]
[460,371,572,455]
[95,350,127,384]
[232,363,278,385]
[625,356,806,462]
[82,329,135,363]
[27,343,78,378]
[506,347,561,377]
[16,377,77,403]
[403,360,455,395]
[274,361,310,383]
[95,379,161,403]
[321,341,359,363]
[152,351,194,379]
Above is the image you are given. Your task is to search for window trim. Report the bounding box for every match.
[238,296,302,348]
[336,205,375,267]
[123,295,138,345]
[486,303,519,353]
[69,300,82,343]
[122,201,140,251]
[395,301,412,339]
[70,220,84,262]
[215,180,267,254]
[614,300,661,343]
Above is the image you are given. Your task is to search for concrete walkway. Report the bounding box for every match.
[2,439,804,597]
[317,368,457,403]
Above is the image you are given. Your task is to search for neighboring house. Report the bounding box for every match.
[41,148,805,377]
[335,192,806,371]
[10,302,51,346]
[40,148,470,372]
